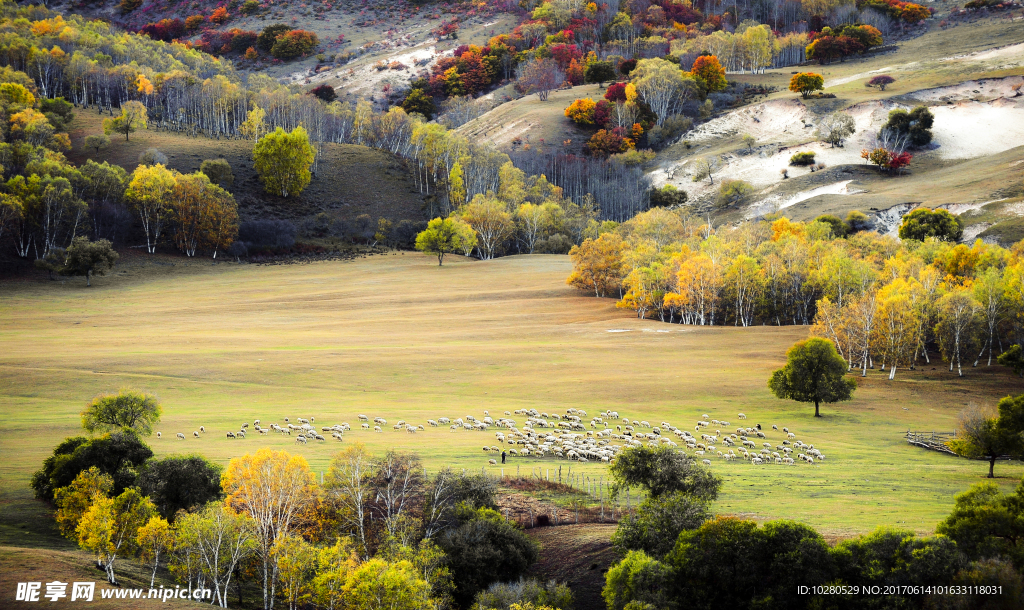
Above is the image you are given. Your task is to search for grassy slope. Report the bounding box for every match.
[67,109,426,223]
[1,254,1022,549]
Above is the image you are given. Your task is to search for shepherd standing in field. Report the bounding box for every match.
[501,451,507,464]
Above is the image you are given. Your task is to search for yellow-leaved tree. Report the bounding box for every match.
[136,515,173,587]
[253,126,315,198]
[221,449,316,610]
[103,100,148,141]
[76,488,156,585]
[125,163,176,254]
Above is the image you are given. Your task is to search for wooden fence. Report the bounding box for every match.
[905,431,958,455]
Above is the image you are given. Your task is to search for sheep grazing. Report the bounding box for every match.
[428,419,438,427]
[788,432,796,439]
[737,413,746,420]
[298,418,309,424]
[488,459,497,465]
[284,417,290,422]
[176,432,185,440]
[237,430,246,438]
[241,423,249,429]
[358,414,369,421]
[226,432,236,438]
[771,424,778,430]
[199,426,205,433]
[193,431,199,438]
[362,423,370,430]
[310,417,315,423]
[702,459,711,466]
[296,435,307,444]
[254,419,260,426]
[482,447,490,452]
[783,427,789,433]
[157,432,162,438]
[374,426,382,433]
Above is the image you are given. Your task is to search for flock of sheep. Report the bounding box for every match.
[156,408,826,468]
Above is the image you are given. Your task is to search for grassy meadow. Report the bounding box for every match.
[1,253,1023,548]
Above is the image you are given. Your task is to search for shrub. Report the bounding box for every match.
[588,129,634,157]
[209,7,230,24]
[475,579,574,610]
[646,114,692,149]
[308,84,337,103]
[199,158,234,189]
[716,179,755,207]
[690,55,727,92]
[229,30,258,53]
[613,491,712,557]
[240,0,260,15]
[257,24,292,52]
[271,30,319,59]
[536,233,573,254]
[564,98,596,125]
[585,61,616,86]
[618,58,637,76]
[238,219,297,249]
[789,151,816,166]
[84,134,110,153]
[814,214,848,237]
[898,207,963,242]
[245,46,258,60]
[649,185,688,207]
[883,105,934,147]
[184,15,205,32]
[119,0,142,14]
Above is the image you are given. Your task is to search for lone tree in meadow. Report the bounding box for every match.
[789,72,824,98]
[61,237,118,286]
[103,101,147,141]
[866,75,895,91]
[84,134,109,153]
[948,398,1024,478]
[253,126,315,198]
[769,337,855,417]
[415,216,477,266]
[81,388,162,436]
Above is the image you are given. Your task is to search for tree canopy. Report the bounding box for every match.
[898,207,964,242]
[609,445,722,502]
[768,337,855,417]
[415,216,477,265]
[253,126,315,198]
[81,388,162,435]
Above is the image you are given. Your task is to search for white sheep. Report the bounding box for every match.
[738,413,746,419]
[193,431,199,438]
[200,426,205,433]
[156,432,161,438]
[488,459,497,465]
[176,432,185,440]
[226,432,235,438]
[374,426,382,433]
[296,435,307,444]
[358,414,368,421]
[702,459,711,466]
[362,423,370,430]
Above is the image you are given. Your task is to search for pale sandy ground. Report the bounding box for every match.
[652,76,1024,206]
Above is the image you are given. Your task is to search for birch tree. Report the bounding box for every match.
[221,449,316,610]
[125,164,176,254]
[326,443,373,557]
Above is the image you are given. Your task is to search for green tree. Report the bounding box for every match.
[998,344,1024,378]
[602,550,673,610]
[715,179,754,208]
[609,445,721,501]
[102,101,148,141]
[414,216,477,266]
[937,480,1024,570]
[137,455,223,520]
[81,389,162,436]
[31,433,153,502]
[199,158,234,189]
[884,105,934,147]
[898,207,964,242]
[436,507,539,608]
[768,337,855,417]
[648,185,688,208]
[401,89,436,119]
[448,161,466,211]
[475,578,573,610]
[84,134,110,153]
[342,558,434,610]
[253,126,315,198]
[54,467,114,539]
[948,399,1024,478]
[585,60,616,87]
[611,491,711,558]
[60,237,118,286]
[815,214,848,237]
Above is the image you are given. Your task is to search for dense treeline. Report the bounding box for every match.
[567,206,1024,378]
[605,444,1024,610]
[33,389,547,610]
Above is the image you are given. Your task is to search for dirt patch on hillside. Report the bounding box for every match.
[526,524,620,610]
